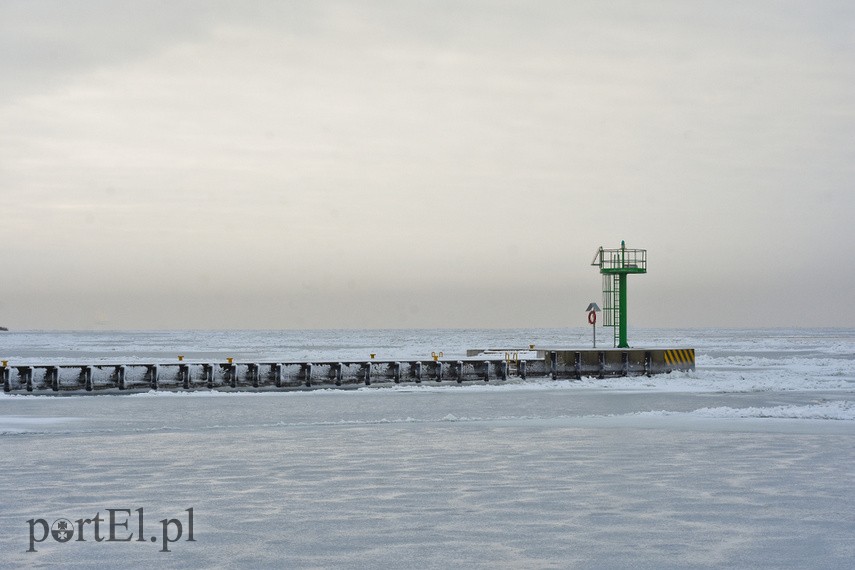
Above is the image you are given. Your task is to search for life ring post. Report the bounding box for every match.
[585,302,601,349]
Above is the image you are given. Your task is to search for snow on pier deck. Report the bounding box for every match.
[2,348,694,394]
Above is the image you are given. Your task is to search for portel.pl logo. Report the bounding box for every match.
[27,508,194,553]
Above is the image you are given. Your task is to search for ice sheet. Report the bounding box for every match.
[1,328,853,568]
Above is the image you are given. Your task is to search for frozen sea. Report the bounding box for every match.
[1,328,853,569]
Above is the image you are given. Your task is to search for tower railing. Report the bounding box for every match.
[591,247,647,273]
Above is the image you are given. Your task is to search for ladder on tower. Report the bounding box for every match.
[602,273,621,348]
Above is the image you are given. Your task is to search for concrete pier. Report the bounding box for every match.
[1,348,694,394]
[467,348,695,378]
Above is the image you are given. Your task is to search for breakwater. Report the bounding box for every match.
[1,348,695,393]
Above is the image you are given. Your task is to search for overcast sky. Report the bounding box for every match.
[1,1,853,330]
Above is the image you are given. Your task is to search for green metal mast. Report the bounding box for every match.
[591,241,647,348]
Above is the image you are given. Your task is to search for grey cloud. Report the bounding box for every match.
[1,1,854,329]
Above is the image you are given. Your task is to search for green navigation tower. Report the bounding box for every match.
[591,241,647,348]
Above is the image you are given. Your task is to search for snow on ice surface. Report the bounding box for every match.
[1,328,854,568]
[0,415,80,434]
[635,401,855,421]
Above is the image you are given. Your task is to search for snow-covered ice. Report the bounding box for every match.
[1,328,853,568]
